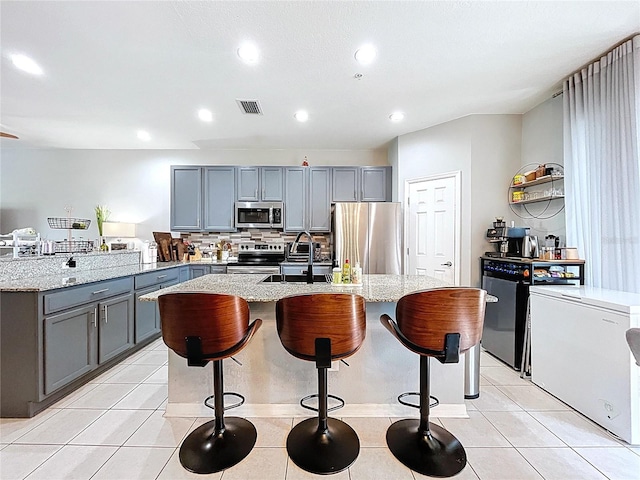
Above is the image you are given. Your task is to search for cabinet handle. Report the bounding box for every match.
[92,288,109,295]
[262,188,265,199]
[600,317,619,325]
[353,190,356,200]
[157,274,167,279]
[103,305,108,324]
[93,307,98,328]
[255,188,258,199]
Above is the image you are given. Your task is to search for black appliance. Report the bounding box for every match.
[481,259,531,370]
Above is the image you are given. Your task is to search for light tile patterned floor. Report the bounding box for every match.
[1,340,639,480]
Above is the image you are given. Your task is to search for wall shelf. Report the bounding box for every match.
[508,163,564,219]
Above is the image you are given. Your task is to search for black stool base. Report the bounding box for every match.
[287,417,360,475]
[179,416,257,474]
[386,419,466,478]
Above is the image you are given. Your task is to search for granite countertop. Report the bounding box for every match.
[0,262,186,292]
[139,273,453,303]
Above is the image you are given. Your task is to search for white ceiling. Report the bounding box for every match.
[1,1,638,151]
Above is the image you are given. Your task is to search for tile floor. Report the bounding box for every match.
[1,340,639,480]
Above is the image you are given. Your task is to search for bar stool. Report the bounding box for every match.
[276,293,366,475]
[158,292,262,474]
[380,287,486,478]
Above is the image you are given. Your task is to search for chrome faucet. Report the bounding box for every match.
[292,230,314,284]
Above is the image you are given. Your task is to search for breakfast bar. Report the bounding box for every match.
[141,274,478,419]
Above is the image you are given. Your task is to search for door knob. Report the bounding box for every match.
[441,261,452,267]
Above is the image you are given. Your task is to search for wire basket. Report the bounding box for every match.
[47,217,91,230]
[55,240,94,253]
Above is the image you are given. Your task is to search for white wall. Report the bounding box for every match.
[521,95,566,242]
[0,148,386,242]
[395,114,522,286]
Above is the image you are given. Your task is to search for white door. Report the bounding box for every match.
[405,172,460,284]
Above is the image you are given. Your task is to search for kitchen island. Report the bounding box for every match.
[141,274,477,419]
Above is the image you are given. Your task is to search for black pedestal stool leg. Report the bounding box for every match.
[386,356,466,477]
[179,360,257,474]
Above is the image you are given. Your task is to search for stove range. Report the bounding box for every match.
[227,241,285,274]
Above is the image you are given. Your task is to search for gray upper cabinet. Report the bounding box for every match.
[331,167,359,202]
[331,166,391,202]
[204,167,236,231]
[308,167,331,231]
[236,166,283,201]
[361,166,391,202]
[284,167,330,232]
[170,166,202,231]
[171,166,236,232]
[284,167,307,231]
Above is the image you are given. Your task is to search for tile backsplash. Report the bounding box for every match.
[182,230,331,258]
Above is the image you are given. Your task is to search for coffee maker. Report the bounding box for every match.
[485,218,508,257]
[506,227,539,258]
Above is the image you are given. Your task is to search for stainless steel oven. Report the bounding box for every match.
[235,202,284,229]
[227,241,284,274]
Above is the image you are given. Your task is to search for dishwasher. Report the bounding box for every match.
[481,260,530,370]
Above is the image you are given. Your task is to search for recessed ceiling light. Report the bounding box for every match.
[198,109,213,122]
[11,54,43,75]
[389,112,404,122]
[237,43,259,64]
[354,44,376,65]
[137,130,151,141]
[294,110,309,122]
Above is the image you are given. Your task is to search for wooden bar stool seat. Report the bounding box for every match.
[159,292,262,474]
[380,287,486,478]
[276,293,366,475]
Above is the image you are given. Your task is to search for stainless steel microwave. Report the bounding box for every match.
[235,202,284,229]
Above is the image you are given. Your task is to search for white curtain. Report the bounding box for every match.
[564,35,640,293]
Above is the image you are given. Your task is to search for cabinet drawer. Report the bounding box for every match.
[44,277,133,315]
[134,268,179,290]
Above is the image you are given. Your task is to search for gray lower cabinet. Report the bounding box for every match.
[44,291,134,394]
[190,265,209,278]
[43,305,96,395]
[135,285,160,343]
[98,293,134,364]
[134,267,182,343]
[1,270,184,417]
[190,264,227,279]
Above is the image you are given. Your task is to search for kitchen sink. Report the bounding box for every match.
[260,274,330,284]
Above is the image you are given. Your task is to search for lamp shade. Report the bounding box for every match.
[102,222,136,238]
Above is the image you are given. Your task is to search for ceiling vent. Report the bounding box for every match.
[236,99,263,115]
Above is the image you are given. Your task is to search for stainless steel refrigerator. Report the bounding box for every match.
[332,202,402,274]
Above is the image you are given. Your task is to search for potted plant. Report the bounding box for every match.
[95,205,110,251]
